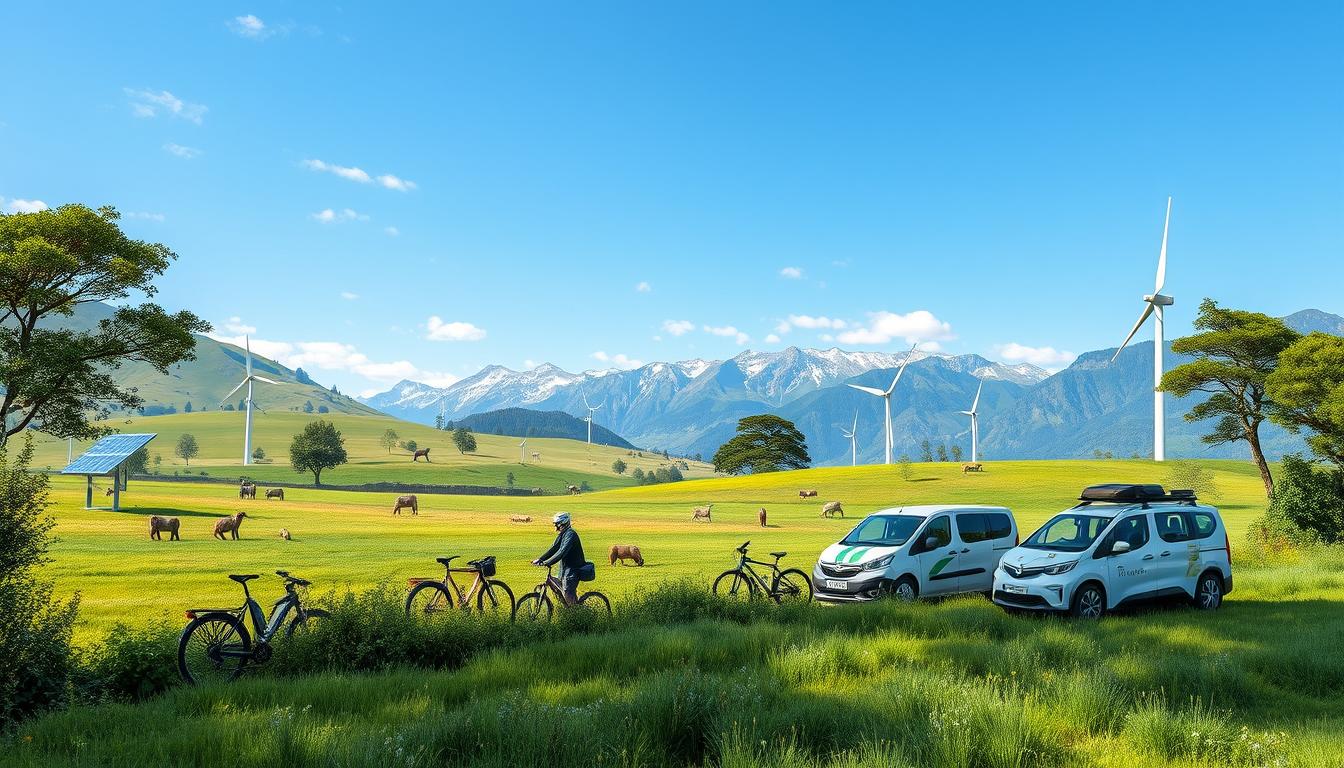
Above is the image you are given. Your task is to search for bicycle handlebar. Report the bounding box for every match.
[736,541,750,554]
[275,570,311,587]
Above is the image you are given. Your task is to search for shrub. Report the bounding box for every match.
[1266,454,1344,544]
[75,622,179,703]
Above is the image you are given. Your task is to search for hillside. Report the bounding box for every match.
[444,408,635,449]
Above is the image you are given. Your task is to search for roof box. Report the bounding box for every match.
[1079,484,1167,502]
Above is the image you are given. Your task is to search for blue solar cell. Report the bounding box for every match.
[61,434,157,475]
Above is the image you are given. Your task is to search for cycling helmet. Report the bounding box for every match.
[552,511,571,526]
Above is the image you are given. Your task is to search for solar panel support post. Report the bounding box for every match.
[112,467,121,512]
[85,475,93,510]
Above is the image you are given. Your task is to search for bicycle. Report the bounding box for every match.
[177,571,330,685]
[515,563,611,621]
[405,555,516,621]
[712,541,813,604]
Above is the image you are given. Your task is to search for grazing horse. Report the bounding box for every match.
[691,504,713,523]
[392,494,418,516]
[821,501,844,518]
[266,488,285,500]
[148,516,180,541]
[609,544,644,566]
[413,448,431,462]
[213,511,247,540]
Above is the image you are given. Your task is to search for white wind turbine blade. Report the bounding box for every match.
[1111,303,1155,362]
[885,342,920,394]
[851,411,858,435]
[251,375,280,385]
[847,383,886,397]
[582,394,592,410]
[244,336,253,376]
[970,381,982,413]
[221,378,248,404]
[1155,196,1171,294]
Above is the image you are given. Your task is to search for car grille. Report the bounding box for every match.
[820,563,863,578]
[993,590,1050,608]
[1002,562,1048,579]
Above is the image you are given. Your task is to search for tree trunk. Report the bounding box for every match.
[1246,425,1273,498]
[313,469,322,487]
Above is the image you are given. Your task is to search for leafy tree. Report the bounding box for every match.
[434,413,444,431]
[1162,299,1301,496]
[124,446,149,475]
[898,454,913,481]
[303,400,314,414]
[0,205,209,446]
[1264,455,1344,544]
[379,429,399,454]
[1266,333,1344,469]
[317,405,328,414]
[152,453,161,471]
[183,401,192,413]
[452,427,477,454]
[1163,459,1221,501]
[611,458,627,475]
[174,433,198,466]
[402,439,418,453]
[712,414,810,475]
[294,367,314,385]
[920,440,934,462]
[251,446,266,461]
[950,444,963,463]
[579,481,592,492]
[632,468,645,483]
[506,471,515,488]
[936,443,948,462]
[223,404,234,411]
[289,419,347,486]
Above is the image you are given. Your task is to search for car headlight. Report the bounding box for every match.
[864,554,895,571]
[1042,560,1079,576]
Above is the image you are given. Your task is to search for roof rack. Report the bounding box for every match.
[1075,484,1198,508]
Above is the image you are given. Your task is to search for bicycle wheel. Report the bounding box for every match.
[178,612,251,685]
[771,568,813,605]
[476,579,516,621]
[578,591,612,616]
[712,569,757,600]
[515,591,553,622]
[406,581,454,618]
[286,607,331,638]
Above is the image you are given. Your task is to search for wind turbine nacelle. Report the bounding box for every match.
[1143,294,1174,306]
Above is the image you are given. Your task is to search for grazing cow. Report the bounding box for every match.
[821,501,844,518]
[691,504,713,523]
[799,489,818,499]
[962,462,983,473]
[392,494,418,516]
[531,452,541,461]
[148,516,180,541]
[509,515,533,524]
[609,544,644,566]
[239,482,257,500]
[758,507,768,527]
[413,448,431,462]
[566,484,581,495]
[266,488,285,500]
[279,528,292,541]
[213,511,247,540]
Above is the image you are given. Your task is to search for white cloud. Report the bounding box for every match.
[340,291,359,300]
[384,226,399,237]
[994,343,1077,371]
[209,331,459,388]
[125,211,165,221]
[779,266,803,279]
[704,324,750,345]
[163,143,202,159]
[377,174,417,191]
[635,281,652,293]
[222,316,257,334]
[303,159,416,191]
[776,314,847,335]
[1,198,49,213]
[662,319,695,337]
[311,208,368,223]
[229,14,271,39]
[591,351,643,369]
[425,316,487,342]
[836,310,956,346]
[125,88,207,124]
[523,359,540,369]
[765,333,781,344]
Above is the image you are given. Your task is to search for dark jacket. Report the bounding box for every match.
[538,526,585,577]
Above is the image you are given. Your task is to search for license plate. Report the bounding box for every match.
[825,579,848,590]
[1002,584,1028,595]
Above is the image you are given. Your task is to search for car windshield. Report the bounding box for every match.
[840,515,924,547]
[1022,512,1114,552]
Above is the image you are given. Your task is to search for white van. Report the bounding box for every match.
[992,484,1233,618]
[812,505,1019,602]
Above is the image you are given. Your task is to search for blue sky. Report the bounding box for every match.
[3,2,1341,396]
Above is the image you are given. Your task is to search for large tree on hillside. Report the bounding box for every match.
[713,414,811,474]
[289,419,348,486]
[1160,299,1300,496]
[1266,333,1344,469]
[379,428,399,454]
[0,205,209,446]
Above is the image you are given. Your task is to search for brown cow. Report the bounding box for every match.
[609,544,644,566]
[392,494,418,516]
[758,507,768,527]
[148,516,180,541]
[821,501,844,518]
[799,489,818,499]
[413,448,431,462]
[691,504,713,522]
[266,488,285,500]
[213,511,247,540]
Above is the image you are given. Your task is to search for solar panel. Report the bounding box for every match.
[61,433,157,475]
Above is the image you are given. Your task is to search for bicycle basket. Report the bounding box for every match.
[478,556,496,578]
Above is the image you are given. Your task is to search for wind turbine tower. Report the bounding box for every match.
[846,343,918,465]
[838,412,858,467]
[519,438,527,464]
[582,395,605,446]
[1111,197,1174,462]
[959,381,983,463]
[220,337,279,466]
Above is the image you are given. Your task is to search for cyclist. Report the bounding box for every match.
[532,511,586,606]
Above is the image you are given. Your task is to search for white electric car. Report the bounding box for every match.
[992,484,1233,618]
[812,505,1019,602]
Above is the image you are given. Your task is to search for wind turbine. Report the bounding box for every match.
[519,438,527,464]
[219,336,279,466]
[838,411,858,467]
[959,381,983,463]
[846,343,918,465]
[582,395,604,445]
[1112,197,1174,462]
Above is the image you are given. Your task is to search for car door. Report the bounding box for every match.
[1152,509,1196,595]
[911,515,958,595]
[953,512,995,593]
[1095,513,1155,606]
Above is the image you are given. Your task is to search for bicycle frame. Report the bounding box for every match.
[440,566,489,608]
[532,564,575,606]
[733,552,782,592]
[191,580,303,658]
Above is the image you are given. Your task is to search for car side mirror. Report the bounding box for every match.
[924,536,940,551]
[1111,540,1131,555]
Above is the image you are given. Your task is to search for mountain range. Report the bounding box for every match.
[361,309,1340,464]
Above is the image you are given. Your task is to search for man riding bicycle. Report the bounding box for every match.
[532,511,585,606]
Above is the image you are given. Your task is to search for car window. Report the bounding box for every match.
[1192,512,1218,539]
[1096,515,1149,556]
[1156,511,1192,542]
[956,513,986,543]
[917,516,951,552]
[840,515,923,547]
[985,513,1013,540]
[1022,513,1113,553]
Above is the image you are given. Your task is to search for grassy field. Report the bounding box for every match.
[24,411,714,492]
[40,457,1271,637]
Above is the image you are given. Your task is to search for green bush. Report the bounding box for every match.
[1265,454,1344,544]
[75,622,179,703]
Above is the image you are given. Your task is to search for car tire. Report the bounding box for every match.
[1193,571,1223,611]
[892,576,918,602]
[1069,582,1106,619]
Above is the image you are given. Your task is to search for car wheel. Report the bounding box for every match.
[1193,572,1223,610]
[1070,583,1105,619]
[892,576,918,602]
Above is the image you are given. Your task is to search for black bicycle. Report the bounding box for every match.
[712,541,812,604]
[515,563,611,622]
[177,571,330,685]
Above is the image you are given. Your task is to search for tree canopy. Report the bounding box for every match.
[174,434,199,467]
[379,429,399,454]
[1266,332,1344,469]
[452,427,477,454]
[713,414,811,474]
[289,420,348,486]
[0,205,208,445]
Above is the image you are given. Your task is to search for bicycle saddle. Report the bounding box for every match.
[229,574,259,584]
[770,551,787,559]
[436,556,459,566]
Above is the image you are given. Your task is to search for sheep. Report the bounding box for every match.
[279,528,292,541]
[962,462,984,473]
[609,544,644,566]
[691,504,713,522]
[509,515,533,524]
[148,516,180,541]
[392,494,418,516]
[821,501,845,518]
[213,511,247,540]
[758,507,768,527]
[266,488,285,500]
[799,489,818,499]
[566,484,581,495]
